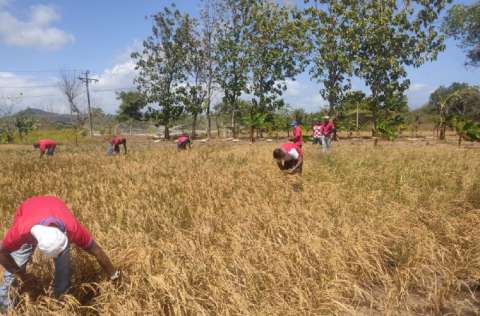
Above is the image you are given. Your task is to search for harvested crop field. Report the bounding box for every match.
[0,139,479,315]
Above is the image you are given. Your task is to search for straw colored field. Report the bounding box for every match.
[0,140,479,315]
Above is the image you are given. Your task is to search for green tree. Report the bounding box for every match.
[443,1,480,66]
[337,90,371,134]
[305,0,357,114]
[428,83,480,139]
[132,5,195,139]
[14,116,37,140]
[116,91,147,135]
[200,0,222,139]
[353,0,451,135]
[215,0,253,138]
[245,1,307,141]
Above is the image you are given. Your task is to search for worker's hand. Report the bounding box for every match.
[110,270,122,285]
[17,270,35,286]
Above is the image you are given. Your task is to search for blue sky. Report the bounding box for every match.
[0,0,478,114]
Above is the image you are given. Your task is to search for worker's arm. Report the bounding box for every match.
[84,242,118,280]
[288,156,303,173]
[0,247,21,274]
[276,161,284,170]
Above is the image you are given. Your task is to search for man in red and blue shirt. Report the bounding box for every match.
[33,139,56,157]
[108,136,127,155]
[176,133,191,151]
[320,116,335,153]
[273,142,304,175]
[0,196,119,312]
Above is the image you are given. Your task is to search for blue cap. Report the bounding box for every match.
[290,120,297,127]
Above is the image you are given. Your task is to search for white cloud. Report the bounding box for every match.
[0,3,74,50]
[284,79,301,97]
[0,71,73,114]
[406,83,435,109]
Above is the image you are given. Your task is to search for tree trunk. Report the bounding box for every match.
[231,111,236,138]
[439,125,446,141]
[192,113,198,139]
[215,115,221,137]
[250,126,255,142]
[129,120,133,136]
[164,124,170,140]
[371,109,377,137]
[206,104,211,140]
[458,134,462,146]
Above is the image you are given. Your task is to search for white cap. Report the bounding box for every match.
[30,225,68,258]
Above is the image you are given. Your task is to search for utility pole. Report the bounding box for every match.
[78,71,98,137]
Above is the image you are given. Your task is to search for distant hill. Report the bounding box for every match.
[13,108,76,126]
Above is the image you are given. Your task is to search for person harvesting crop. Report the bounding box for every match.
[291,121,303,147]
[273,142,304,175]
[33,139,56,158]
[0,196,119,312]
[107,136,127,155]
[176,133,191,151]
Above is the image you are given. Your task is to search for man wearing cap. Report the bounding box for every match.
[107,135,127,155]
[33,139,57,158]
[320,116,335,153]
[273,142,304,175]
[0,196,119,312]
[176,133,191,151]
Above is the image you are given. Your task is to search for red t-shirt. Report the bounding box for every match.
[111,136,125,145]
[36,139,56,153]
[321,122,334,137]
[313,125,322,138]
[293,126,302,144]
[281,142,304,158]
[176,136,189,144]
[1,196,94,252]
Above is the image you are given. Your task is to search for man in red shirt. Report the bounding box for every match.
[33,139,56,157]
[0,196,119,311]
[291,121,303,147]
[320,116,335,153]
[108,136,127,155]
[273,142,304,175]
[176,133,191,151]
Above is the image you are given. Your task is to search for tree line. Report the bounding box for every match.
[71,0,475,142]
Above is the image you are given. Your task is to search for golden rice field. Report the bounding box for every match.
[0,138,480,315]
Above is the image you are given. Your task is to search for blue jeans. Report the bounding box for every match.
[0,244,71,312]
[46,146,56,156]
[321,135,332,153]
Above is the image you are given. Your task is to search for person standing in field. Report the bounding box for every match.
[291,121,303,147]
[176,133,191,151]
[312,121,322,145]
[320,116,335,153]
[0,196,119,313]
[273,142,304,175]
[33,139,56,158]
[107,136,127,155]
